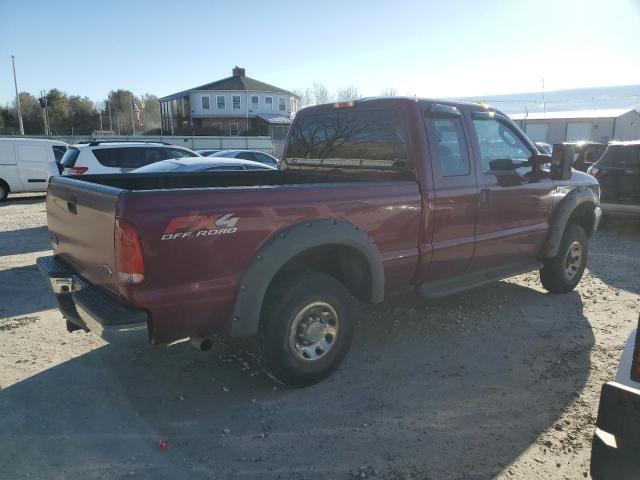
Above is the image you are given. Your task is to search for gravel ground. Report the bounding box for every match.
[0,194,638,480]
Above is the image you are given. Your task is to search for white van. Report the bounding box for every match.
[0,138,68,201]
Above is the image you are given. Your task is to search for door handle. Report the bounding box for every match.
[67,197,77,214]
[480,189,490,205]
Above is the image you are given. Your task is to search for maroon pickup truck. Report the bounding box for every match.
[38,98,601,386]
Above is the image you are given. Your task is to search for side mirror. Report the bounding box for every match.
[531,153,551,171]
[551,143,575,180]
[489,157,516,171]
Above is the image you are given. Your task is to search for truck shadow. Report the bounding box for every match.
[0,264,56,318]
[0,226,51,255]
[588,219,640,294]
[1,194,46,205]
[0,281,593,480]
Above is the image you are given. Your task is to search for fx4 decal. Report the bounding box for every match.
[161,213,239,240]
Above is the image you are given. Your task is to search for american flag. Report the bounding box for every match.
[132,98,142,127]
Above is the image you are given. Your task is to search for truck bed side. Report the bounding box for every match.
[118,180,422,342]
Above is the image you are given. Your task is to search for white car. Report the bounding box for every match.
[0,138,68,201]
[59,142,201,176]
[210,150,280,168]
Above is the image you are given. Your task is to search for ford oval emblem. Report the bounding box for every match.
[101,265,113,276]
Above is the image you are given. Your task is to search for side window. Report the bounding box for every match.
[60,148,80,168]
[255,153,277,167]
[94,148,158,169]
[473,118,534,175]
[236,151,256,161]
[143,148,164,165]
[431,118,470,176]
[164,148,196,159]
[52,145,67,162]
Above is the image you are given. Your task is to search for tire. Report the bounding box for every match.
[0,181,8,202]
[540,223,588,294]
[258,271,354,387]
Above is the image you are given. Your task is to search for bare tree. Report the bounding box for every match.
[336,86,360,101]
[311,82,332,105]
[292,88,314,107]
[380,88,397,97]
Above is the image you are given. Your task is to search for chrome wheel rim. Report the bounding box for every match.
[288,301,339,362]
[564,241,582,280]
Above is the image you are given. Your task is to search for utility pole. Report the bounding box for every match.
[108,100,113,134]
[129,92,136,136]
[11,55,24,135]
[542,78,546,114]
[98,103,104,134]
[44,93,51,135]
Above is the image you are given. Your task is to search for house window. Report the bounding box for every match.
[201,95,210,110]
[251,95,259,111]
[230,123,239,136]
[265,96,273,111]
[232,95,241,110]
[279,97,286,112]
[217,95,226,110]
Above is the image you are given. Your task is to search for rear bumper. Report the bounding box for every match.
[36,255,149,345]
[600,202,640,217]
[590,382,640,480]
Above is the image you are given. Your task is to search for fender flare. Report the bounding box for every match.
[542,187,598,258]
[230,218,385,337]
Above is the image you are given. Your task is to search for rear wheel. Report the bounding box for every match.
[258,271,354,387]
[0,180,8,202]
[540,223,588,294]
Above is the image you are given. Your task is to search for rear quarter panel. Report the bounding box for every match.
[118,181,422,343]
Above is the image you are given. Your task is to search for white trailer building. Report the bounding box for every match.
[510,108,640,144]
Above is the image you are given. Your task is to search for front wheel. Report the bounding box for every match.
[540,223,588,294]
[258,271,354,387]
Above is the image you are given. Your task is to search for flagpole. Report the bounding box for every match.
[129,92,136,136]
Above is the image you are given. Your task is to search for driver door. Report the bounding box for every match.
[468,112,554,271]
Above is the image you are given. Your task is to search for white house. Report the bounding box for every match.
[159,67,300,137]
[510,108,640,144]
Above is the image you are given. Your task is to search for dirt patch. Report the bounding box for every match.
[0,196,639,479]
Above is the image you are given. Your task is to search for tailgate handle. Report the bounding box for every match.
[67,197,77,215]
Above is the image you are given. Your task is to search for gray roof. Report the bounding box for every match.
[258,113,293,125]
[160,74,296,101]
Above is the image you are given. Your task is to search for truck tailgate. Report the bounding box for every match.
[46,176,122,295]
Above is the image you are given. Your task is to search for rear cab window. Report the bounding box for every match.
[283,104,412,175]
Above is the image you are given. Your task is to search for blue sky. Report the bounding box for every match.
[0,0,639,104]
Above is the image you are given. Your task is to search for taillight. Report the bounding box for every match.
[115,219,144,284]
[69,167,88,175]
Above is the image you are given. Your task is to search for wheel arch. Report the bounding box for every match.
[230,218,384,337]
[542,187,598,258]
